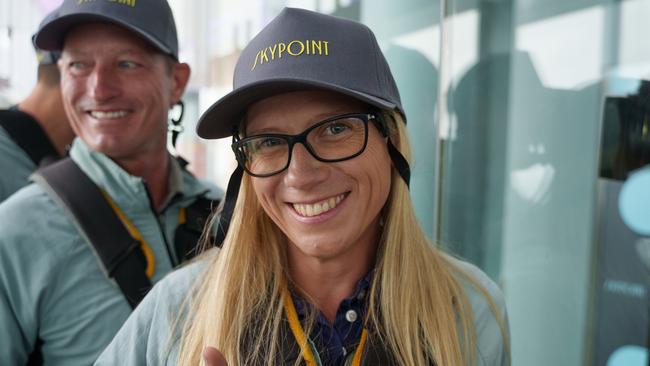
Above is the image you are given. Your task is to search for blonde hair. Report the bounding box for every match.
[176,112,508,366]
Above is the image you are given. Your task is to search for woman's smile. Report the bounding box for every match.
[290,192,348,217]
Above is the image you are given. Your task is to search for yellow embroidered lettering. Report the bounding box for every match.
[251,50,261,70]
[278,43,287,58]
[260,48,269,64]
[106,0,136,6]
[269,44,278,60]
[311,40,322,55]
[250,40,330,71]
[287,40,305,56]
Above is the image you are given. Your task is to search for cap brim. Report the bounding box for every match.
[197,78,398,139]
[34,13,176,59]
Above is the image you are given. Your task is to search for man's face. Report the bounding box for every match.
[59,22,189,161]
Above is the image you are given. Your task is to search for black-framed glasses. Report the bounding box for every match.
[232,112,385,177]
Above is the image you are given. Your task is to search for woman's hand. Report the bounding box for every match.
[202,347,228,366]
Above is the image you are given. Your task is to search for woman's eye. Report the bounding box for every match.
[257,138,283,149]
[325,122,350,135]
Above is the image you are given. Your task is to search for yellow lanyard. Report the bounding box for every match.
[282,287,368,366]
[100,191,157,278]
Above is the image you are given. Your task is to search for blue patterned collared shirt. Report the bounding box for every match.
[292,272,373,365]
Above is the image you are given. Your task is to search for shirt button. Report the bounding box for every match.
[345,309,358,322]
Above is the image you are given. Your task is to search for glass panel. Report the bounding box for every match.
[441,0,650,364]
[363,0,441,239]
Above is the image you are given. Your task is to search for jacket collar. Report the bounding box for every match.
[68,138,208,213]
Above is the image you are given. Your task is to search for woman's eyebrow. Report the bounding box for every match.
[247,109,362,135]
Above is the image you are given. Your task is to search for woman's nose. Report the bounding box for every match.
[283,143,329,189]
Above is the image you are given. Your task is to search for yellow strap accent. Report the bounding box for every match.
[100,191,155,279]
[178,207,186,225]
[351,328,368,366]
[282,287,368,366]
[283,287,317,366]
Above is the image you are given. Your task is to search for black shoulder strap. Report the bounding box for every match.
[0,109,59,166]
[174,195,220,261]
[32,158,151,308]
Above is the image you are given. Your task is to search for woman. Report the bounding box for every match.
[96,7,509,366]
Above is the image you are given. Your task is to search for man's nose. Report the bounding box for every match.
[87,64,120,101]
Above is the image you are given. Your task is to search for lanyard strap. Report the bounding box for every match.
[101,190,156,279]
[282,287,368,366]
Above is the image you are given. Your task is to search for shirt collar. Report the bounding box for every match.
[292,269,374,319]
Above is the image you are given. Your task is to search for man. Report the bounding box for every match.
[0,47,74,201]
[0,0,219,364]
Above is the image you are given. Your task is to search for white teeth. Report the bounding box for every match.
[90,110,129,119]
[293,194,345,217]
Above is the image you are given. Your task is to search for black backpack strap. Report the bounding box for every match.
[174,195,220,261]
[0,109,59,166]
[25,337,43,366]
[31,158,152,308]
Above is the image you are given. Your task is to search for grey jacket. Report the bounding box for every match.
[0,138,219,365]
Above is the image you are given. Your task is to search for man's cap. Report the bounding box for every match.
[197,7,404,139]
[33,0,179,60]
[36,49,61,65]
[32,33,61,65]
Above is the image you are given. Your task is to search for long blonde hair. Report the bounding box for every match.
[176,112,507,365]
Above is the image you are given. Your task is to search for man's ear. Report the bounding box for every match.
[170,62,191,104]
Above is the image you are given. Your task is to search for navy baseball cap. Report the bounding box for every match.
[197,7,404,139]
[35,49,61,65]
[33,0,178,60]
[32,34,60,65]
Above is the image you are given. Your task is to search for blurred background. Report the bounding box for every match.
[1,0,649,364]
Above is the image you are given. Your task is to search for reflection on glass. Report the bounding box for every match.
[510,162,554,204]
[600,81,650,181]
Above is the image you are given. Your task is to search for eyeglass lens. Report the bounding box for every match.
[236,114,370,177]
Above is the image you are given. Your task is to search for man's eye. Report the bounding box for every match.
[118,60,139,69]
[69,61,87,71]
